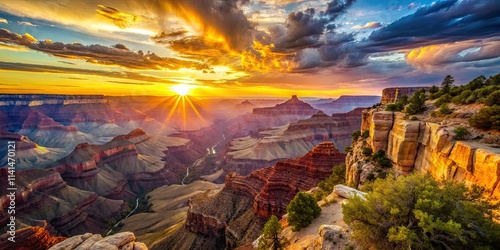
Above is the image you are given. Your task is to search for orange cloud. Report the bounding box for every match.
[96,5,138,29]
[241,41,294,72]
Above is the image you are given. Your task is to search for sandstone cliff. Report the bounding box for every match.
[348,107,500,200]
[380,87,429,104]
[49,231,147,250]
[0,226,65,250]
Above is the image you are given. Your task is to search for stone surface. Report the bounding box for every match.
[333,185,366,199]
[369,111,394,152]
[48,232,146,250]
[381,87,429,104]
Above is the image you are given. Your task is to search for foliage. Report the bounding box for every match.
[386,95,409,112]
[441,75,455,93]
[352,130,361,141]
[485,90,500,106]
[315,163,346,201]
[372,150,392,168]
[405,89,426,115]
[287,192,321,231]
[362,130,370,139]
[259,215,287,250]
[409,116,418,121]
[362,147,373,157]
[343,174,500,250]
[453,126,470,140]
[438,103,452,115]
[429,85,439,94]
[434,94,451,107]
[344,146,352,154]
[469,105,500,130]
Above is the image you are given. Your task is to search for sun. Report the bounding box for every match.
[172,84,190,96]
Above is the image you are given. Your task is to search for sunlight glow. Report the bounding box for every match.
[172,84,190,96]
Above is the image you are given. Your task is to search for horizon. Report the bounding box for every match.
[1,1,499,97]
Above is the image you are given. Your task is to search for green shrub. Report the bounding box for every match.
[343,173,500,250]
[429,85,439,94]
[344,146,352,154]
[469,105,500,130]
[438,103,452,115]
[316,163,346,200]
[366,173,376,181]
[352,130,361,141]
[434,94,451,107]
[287,192,321,231]
[362,147,373,157]
[405,89,426,115]
[441,75,454,93]
[453,126,470,140]
[386,103,403,112]
[409,116,418,121]
[372,150,392,168]
[485,90,500,106]
[258,215,287,250]
[362,130,370,139]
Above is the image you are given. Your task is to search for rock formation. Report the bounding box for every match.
[0,226,65,250]
[348,108,500,200]
[234,100,258,113]
[380,87,429,104]
[315,95,381,114]
[223,108,363,175]
[49,232,148,250]
[0,167,126,237]
[182,142,346,248]
[252,95,318,117]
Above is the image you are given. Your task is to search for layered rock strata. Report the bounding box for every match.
[49,232,148,250]
[185,142,346,248]
[380,87,429,104]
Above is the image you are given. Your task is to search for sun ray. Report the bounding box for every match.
[185,96,207,126]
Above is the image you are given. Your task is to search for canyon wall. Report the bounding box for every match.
[380,87,429,104]
[184,142,346,248]
[348,109,500,200]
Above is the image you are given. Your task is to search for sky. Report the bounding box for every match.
[0,0,499,98]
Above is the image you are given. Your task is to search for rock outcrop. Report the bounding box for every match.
[252,95,318,117]
[0,226,66,250]
[223,108,363,175]
[380,87,429,104]
[348,108,500,200]
[183,142,346,248]
[315,95,381,114]
[49,232,148,250]
[0,168,126,237]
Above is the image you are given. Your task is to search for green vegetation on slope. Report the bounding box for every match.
[287,192,321,231]
[343,173,500,250]
[258,215,287,250]
[314,163,346,201]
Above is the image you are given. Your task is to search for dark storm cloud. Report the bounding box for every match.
[0,61,176,84]
[272,0,357,50]
[361,0,500,52]
[0,28,209,70]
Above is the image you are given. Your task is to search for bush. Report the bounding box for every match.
[352,130,361,141]
[343,173,500,250]
[287,192,321,231]
[405,89,426,115]
[362,130,370,139]
[316,163,346,200]
[372,150,392,168]
[434,94,451,107]
[485,90,500,106]
[386,103,403,112]
[429,85,439,94]
[438,103,452,115]
[258,215,287,250]
[344,146,352,154]
[409,116,418,121]
[362,147,373,157]
[453,126,470,140]
[366,173,376,181]
[469,105,500,130]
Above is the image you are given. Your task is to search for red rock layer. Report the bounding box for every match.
[211,141,346,219]
[0,226,66,250]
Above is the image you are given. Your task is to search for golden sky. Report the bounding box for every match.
[0,0,499,97]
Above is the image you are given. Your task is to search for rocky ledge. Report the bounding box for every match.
[49,232,147,250]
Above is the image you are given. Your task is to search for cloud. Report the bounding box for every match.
[96,5,138,29]
[406,39,500,68]
[0,28,208,70]
[17,21,37,26]
[362,0,500,52]
[353,22,381,29]
[0,61,178,84]
[0,18,8,24]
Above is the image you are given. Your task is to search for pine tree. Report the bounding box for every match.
[287,192,321,231]
[258,215,286,250]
